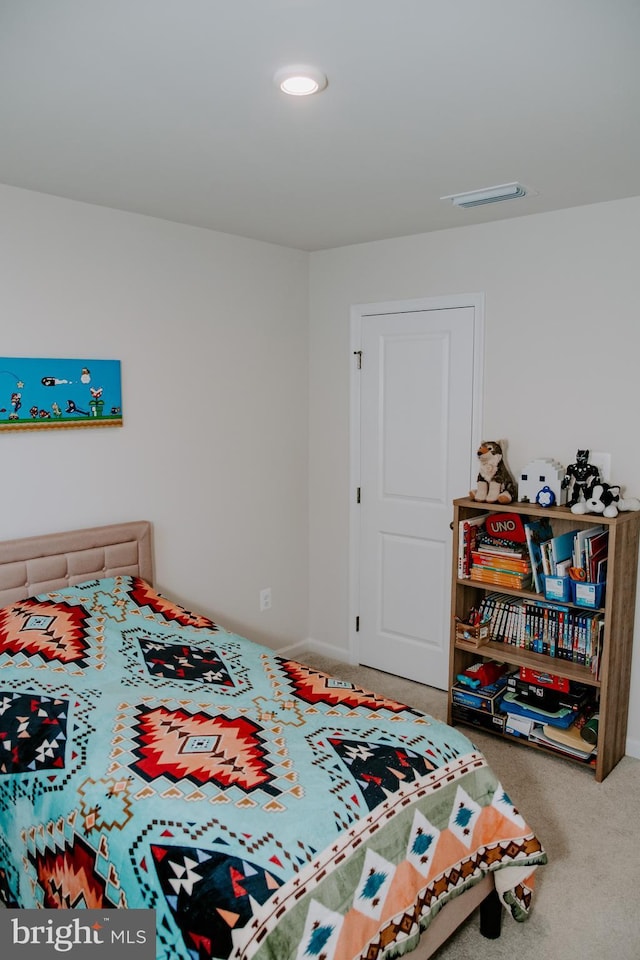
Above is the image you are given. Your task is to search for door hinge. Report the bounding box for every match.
[355,616,360,632]
[356,487,361,503]
[353,350,362,369]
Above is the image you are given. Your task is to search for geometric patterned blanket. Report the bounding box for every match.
[0,577,546,959]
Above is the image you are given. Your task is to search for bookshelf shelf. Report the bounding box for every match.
[454,638,601,687]
[454,577,605,611]
[448,497,640,782]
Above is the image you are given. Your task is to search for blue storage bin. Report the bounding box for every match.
[571,579,605,609]
[544,575,572,602]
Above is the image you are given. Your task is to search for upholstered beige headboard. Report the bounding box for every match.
[0,521,154,606]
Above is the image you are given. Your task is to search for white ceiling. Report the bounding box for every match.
[1,0,639,251]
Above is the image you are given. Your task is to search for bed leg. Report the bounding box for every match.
[479,888,502,939]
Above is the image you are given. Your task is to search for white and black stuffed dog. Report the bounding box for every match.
[571,480,640,518]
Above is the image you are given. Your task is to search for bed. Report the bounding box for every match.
[0,521,546,959]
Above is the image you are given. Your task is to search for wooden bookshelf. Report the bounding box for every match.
[448,498,640,781]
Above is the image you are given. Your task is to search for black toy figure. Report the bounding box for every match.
[561,449,600,507]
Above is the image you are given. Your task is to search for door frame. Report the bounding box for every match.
[348,293,485,666]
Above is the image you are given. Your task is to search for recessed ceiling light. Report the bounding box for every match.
[441,182,532,208]
[274,65,328,96]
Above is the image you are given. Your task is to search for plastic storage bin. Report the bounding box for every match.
[544,575,572,602]
[571,580,605,609]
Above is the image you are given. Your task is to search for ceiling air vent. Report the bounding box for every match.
[441,182,529,209]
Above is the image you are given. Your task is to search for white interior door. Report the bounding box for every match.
[354,301,480,689]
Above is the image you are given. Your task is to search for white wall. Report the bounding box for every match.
[308,196,640,757]
[0,184,310,650]
[4,183,640,758]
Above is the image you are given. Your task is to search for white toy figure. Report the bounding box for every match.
[518,458,566,505]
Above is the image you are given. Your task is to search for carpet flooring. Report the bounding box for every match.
[305,653,640,960]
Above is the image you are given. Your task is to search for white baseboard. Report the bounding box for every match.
[304,636,353,663]
[273,639,308,659]
[275,636,352,664]
[625,736,640,760]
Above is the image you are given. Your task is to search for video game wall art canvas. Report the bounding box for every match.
[0,358,122,431]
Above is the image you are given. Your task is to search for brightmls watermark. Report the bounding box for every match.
[1,910,156,958]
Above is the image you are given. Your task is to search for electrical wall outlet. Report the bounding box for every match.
[259,588,272,612]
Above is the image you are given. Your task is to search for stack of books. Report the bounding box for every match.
[457,513,489,578]
[528,721,597,761]
[451,668,511,734]
[477,593,526,646]
[523,518,553,593]
[506,670,591,713]
[525,520,608,594]
[499,667,598,761]
[469,534,532,590]
[474,593,604,671]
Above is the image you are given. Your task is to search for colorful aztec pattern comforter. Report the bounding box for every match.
[0,576,546,959]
